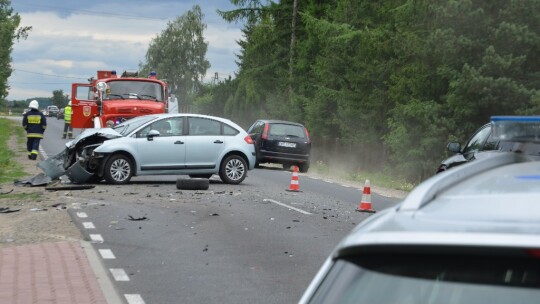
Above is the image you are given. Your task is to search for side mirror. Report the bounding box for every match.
[147,129,160,141]
[447,142,461,153]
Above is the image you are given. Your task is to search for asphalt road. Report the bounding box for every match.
[36,118,402,304]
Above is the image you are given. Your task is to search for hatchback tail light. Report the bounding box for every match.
[262,123,269,140]
[244,135,254,144]
[304,127,311,142]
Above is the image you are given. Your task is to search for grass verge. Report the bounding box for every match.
[311,160,415,192]
[0,118,27,183]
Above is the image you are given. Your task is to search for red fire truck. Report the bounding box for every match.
[71,70,169,128]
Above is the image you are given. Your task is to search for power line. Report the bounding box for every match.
[12,69,87,80]
[9,82,71,84]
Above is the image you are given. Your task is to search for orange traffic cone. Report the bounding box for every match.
[286,165,301,192]
[357,179,376,213]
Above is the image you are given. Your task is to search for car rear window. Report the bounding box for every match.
[308,252,540,304]
[269,123,306,138]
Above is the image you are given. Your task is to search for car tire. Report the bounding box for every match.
[298,162,309,173]
[219,155,247,184]
[103,154,134,184]
[176,178,210,190]
[188,174,213,179]
[87,174,103,183]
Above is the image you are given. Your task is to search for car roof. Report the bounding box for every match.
[337,152,540,255]
[139,113,244,129]
[257,119,305,126]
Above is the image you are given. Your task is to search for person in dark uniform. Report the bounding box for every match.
[22,100,47,160]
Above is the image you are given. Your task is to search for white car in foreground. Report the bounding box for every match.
[299,116,540,304]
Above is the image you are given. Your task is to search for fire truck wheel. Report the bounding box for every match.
[176,178,210,190]
[104,154,133,185]
[219,155,247,184]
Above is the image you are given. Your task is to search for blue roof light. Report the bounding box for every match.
[491,116,540,141]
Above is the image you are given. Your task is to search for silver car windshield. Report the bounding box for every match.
[308,253,540,304]
[113,115,159,136]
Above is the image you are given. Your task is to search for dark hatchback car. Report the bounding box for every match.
[247,119,311,172]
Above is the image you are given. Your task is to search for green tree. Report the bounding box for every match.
[0,0,31,105]
[50,90,69,108]
[140,5,210,112]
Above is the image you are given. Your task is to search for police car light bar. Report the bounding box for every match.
[491,116,540,141]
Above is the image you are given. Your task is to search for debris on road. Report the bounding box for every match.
[13,173,51,187]
[127,215,148,221]
[0,207,21,214]
[0,189,13,195]
[45,185,95,191]
[50,203,67,209]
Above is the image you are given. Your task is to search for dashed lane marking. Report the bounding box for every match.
[76,212,88,218]
[99,249,116,259]
[125,294,146,304]
[89,234,104,243]
[110,268,130,281]
[263,199,312,215]
[82,222,95,229]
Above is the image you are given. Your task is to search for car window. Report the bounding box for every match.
[249,121,264,134]
[188,117,221,135]
[136,117,183,137]
[223,124,239,136]
[269,123,306,138]
[482,132,499,151]
[462,125,491,154]
[308,254,540,304]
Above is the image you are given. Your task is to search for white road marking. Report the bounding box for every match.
[125,294,146,304]
[89,234,104,243]
[76,212,88,218]
[99,249,116,259]
[110,268,130,281]
[82,222,95,229]
[263,199,312,215]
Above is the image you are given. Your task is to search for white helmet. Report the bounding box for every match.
[29,100,39,110]
[68,100,72,106]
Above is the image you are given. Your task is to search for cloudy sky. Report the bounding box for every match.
[8,0,243,101]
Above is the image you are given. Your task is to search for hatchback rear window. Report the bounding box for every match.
[308,252,540,304]
[269,124,306,138]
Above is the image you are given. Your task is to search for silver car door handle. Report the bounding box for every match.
[214,140,223,144]
[174,140,184,144]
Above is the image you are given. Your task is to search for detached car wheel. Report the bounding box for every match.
[104,154,133,184]
[219,155,247,184]
[176,178,210,190]
[188,174,213,179]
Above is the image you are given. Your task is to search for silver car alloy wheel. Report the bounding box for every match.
[110,158,131,182]
[225,158,245,181]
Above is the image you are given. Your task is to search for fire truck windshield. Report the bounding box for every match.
[105,80,164,102]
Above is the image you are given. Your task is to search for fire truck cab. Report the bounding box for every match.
[71,70,169,128]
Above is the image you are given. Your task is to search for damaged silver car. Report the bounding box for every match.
[39,113,257,185]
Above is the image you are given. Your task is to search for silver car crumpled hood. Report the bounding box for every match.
[38,128,123,183]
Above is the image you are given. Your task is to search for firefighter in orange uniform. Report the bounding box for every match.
[22,100,47,160]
